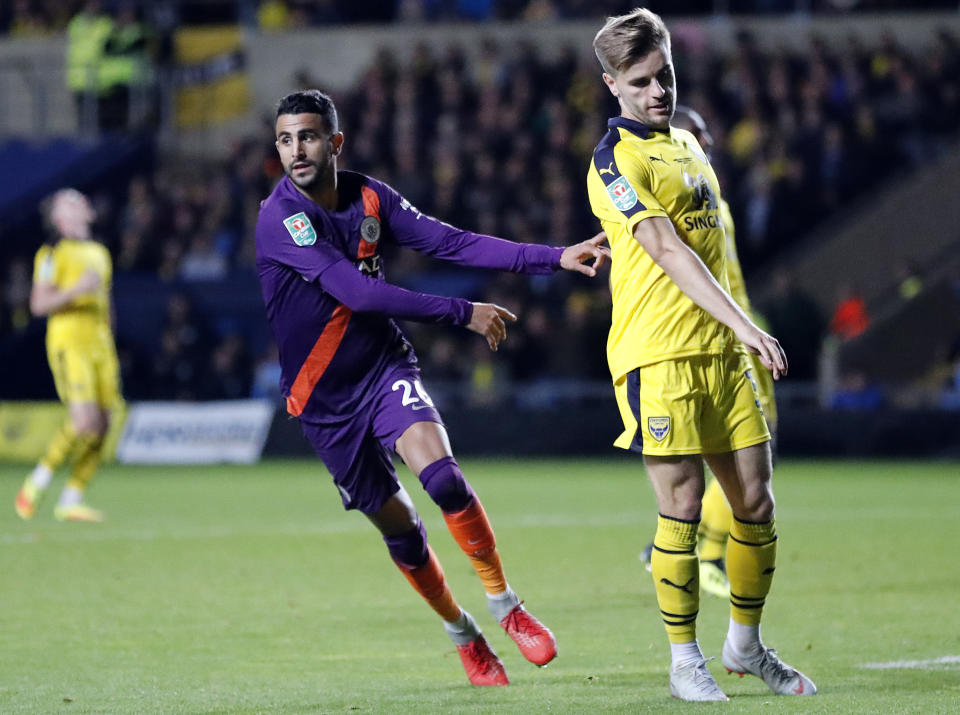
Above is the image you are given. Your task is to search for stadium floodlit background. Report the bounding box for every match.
[1,1,960,713]
[1,0,960,458]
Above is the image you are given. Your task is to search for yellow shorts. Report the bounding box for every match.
[613,351,770,456]
[48,342,121,409]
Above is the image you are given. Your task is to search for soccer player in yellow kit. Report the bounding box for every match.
[15,189,120,522]
[588,9,815,701]
[638,106,780,601]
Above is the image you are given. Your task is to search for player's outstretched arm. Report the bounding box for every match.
[466,303,518,352]
[633,216,788,379]
[560,231,611,277]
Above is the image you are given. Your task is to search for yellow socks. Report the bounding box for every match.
[726,518,777,626]
[65,432,104,493]
[40,420,78,473]
[651,514,700,643]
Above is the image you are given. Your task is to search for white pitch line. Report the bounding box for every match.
[861,655,960,670]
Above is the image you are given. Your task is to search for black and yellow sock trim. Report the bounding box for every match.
[652,514,700,643]
[660,608,699,628]
[726,517,777,626]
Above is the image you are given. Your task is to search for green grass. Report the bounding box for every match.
[1,458,959,713]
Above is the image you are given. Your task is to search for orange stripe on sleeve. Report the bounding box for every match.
[358,185,381,259]
[285,304,352,417]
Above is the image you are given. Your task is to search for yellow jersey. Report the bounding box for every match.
[587,117,741,383]
[33,238,114,349]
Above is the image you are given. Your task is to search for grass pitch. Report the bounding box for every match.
[2,458,959,713]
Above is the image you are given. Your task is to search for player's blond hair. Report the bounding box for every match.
[593,7,671,77]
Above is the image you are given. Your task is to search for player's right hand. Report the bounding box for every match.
[74,268,102,295]
[467,303,517,352]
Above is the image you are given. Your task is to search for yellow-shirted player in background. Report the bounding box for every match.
[638,105,779,601]
[15,189,120,522]
[588,8,814,702]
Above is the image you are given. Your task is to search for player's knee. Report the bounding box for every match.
[383,520,429,570]
[418,456,474,513]
[738,490,775,522]
[658,491,703,522]
[72,408,106,436]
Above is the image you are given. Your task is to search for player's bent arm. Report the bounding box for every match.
[318,258,474,326]
[29,269,100,316]
[633,216,788,377]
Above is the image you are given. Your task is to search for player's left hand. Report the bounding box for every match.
[467,302,518,352]
[739,326,789,380]
[560,231,610,277]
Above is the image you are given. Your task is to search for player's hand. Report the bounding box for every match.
[738,325,789,380]
[467,303,517,352]
[560,231,611,277]
[73,268,101,295]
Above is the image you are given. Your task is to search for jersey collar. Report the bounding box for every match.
[608,116,670,139]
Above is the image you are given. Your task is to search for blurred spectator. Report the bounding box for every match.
[66,1,114,130]
[251,342,282,402]
[831,370,884,410]
[896,261,924,301]
[8,0,52,37]
[257,0,291,31]
[152,325,202,400]
[179,231,229,281]
[64,1,156,132]
[829,282,870,341]
[203,334,251,400]
[1,258,33,335]
[940,336,960,410]
[98,1,156,131]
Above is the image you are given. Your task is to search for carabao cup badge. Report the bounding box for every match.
[283,212,317,246]
[360,216,381,244]
[607,176,639,212]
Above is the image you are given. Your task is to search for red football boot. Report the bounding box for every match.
[457,635,509,686]
[500,603,557,666]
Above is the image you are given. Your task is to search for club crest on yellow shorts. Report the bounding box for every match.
[648,416,671,441]
[613,353,771,456]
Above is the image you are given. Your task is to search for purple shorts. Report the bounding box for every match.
[299,362,443,515]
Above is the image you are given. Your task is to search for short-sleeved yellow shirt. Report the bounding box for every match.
[33,238,120,406]
[587,117,742,384]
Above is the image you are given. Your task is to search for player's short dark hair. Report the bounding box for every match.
[275,89,339,134]
[593,7,671,76]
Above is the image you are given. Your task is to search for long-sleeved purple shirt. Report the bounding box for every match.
[255,171,564,421]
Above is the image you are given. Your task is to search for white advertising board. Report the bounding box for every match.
[116,400,274,464]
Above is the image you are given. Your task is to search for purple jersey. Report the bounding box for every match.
[255,171,563,421]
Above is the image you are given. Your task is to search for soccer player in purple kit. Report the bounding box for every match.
[255,90,609,686]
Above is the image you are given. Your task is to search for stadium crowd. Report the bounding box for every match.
[3,15,960,407]
[5,1,960,35]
